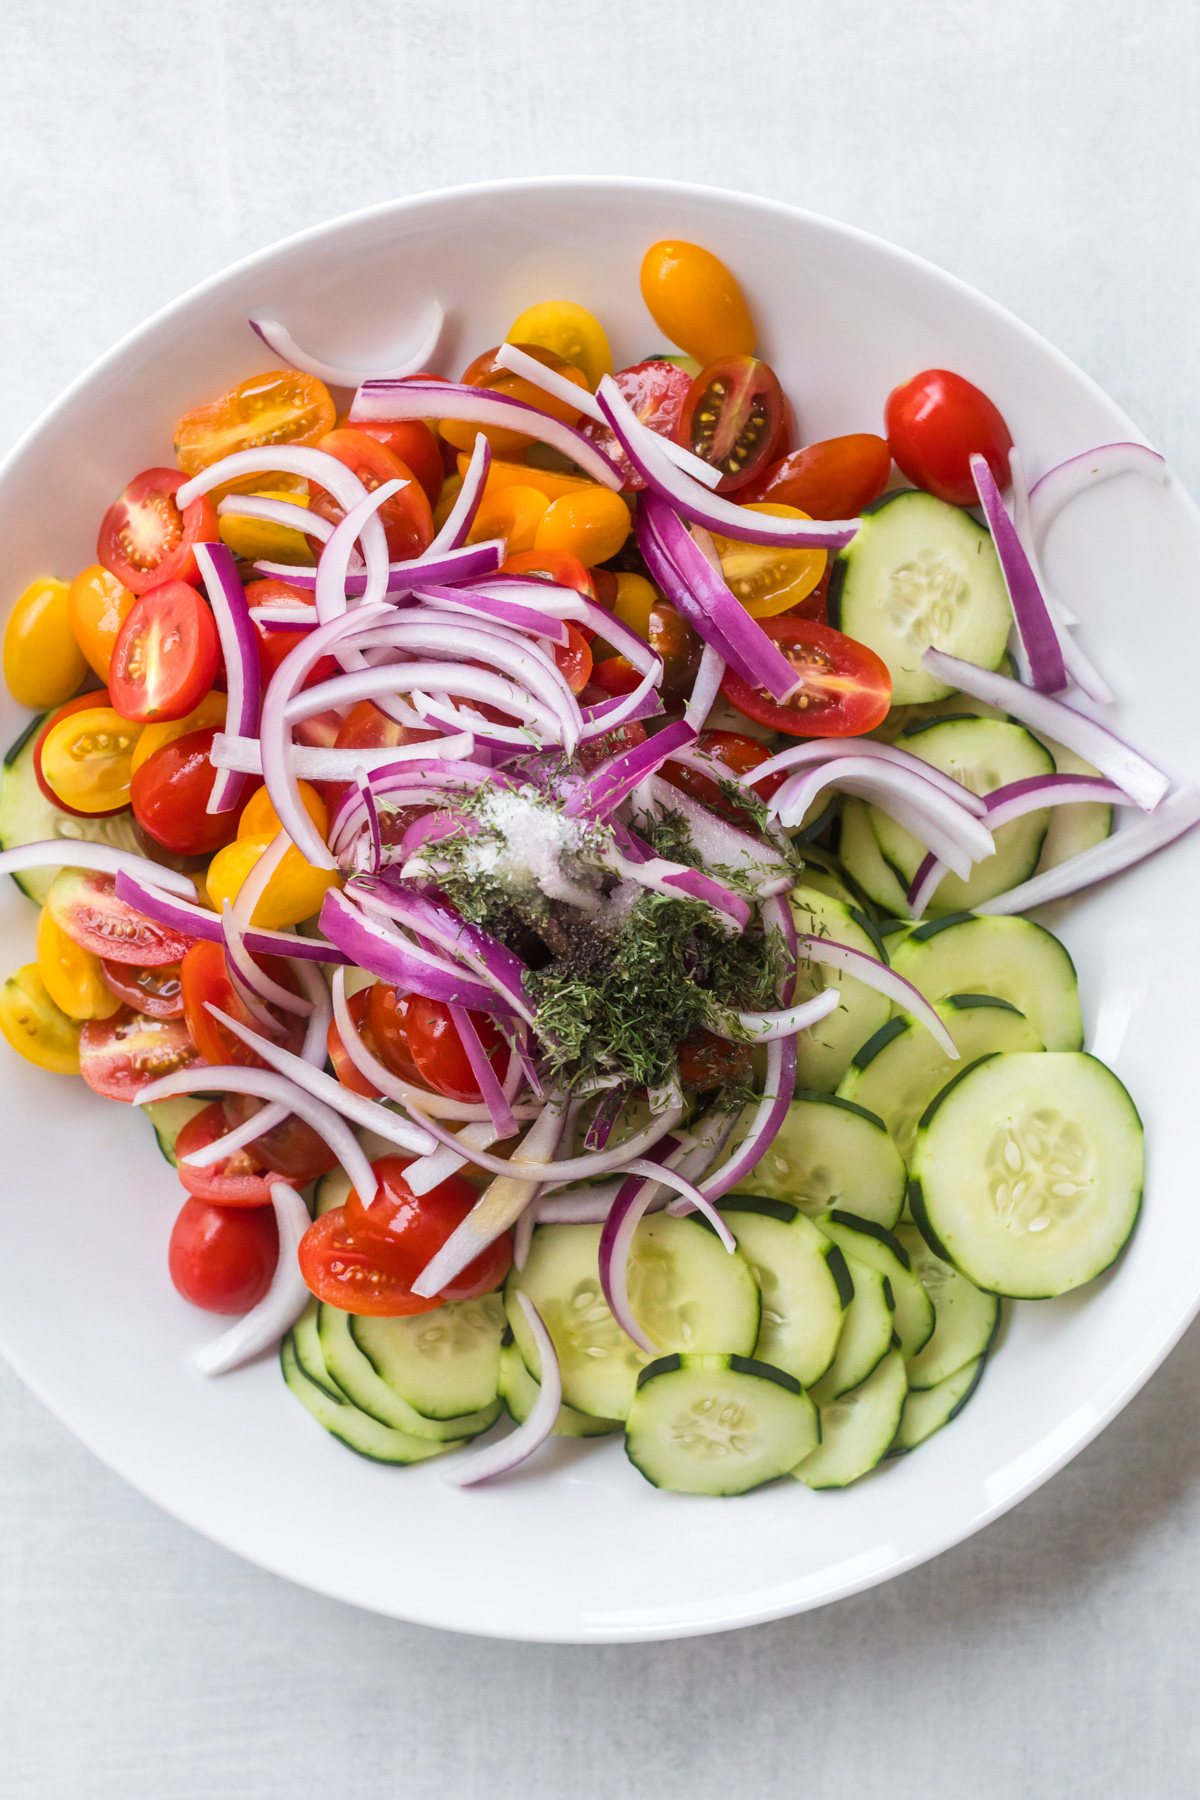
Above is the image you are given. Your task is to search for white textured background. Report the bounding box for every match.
[3,2,1200,1794]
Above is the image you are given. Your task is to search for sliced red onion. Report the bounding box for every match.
[315,478,405,639]
[0,841,196,898]
[221,901,291,1032]
[253,539,504,595]
[350,880,533,1024]
[596,376,858,548]
[411,693,550,750]
[583,1083,629,1152]
[413,588,570,645]
[212,732,475,781]
[177,447,389,585]
[427,432,492,554]
[351,380,624,490]
[768,757,994,880]
[206,1003,437,1156]
[319,888,515,1013]
[623,1159,737,1248]
[699,1037,797,1205]
[1008,447,1114,707]
[920,648,1170,811]
[803,936,961,1054]
[564,718,697,818]
[251,608,321,629]
[749,737,989,817]
[192,1182,312,1377]
[447,1004,518,1139]
[286,662,566,747]
[442,1293,561,1487]
[355,767,383,872]
[1028,442,1168,551]
[217,493,330,544]
[250,303,443,387]
[194,542,262,814]
[136,1063,377,1200]
[685,642,728,732]
[114,871,351,963]
[633,772,793,896]
[906,853,950,920]
[971,454,1066,695]
[599,1142,684,1353]
[598,839,751,933]
[724,986,840,1044]
[403,1121,504,1196]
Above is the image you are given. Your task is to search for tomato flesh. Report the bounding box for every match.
[579,360,692,490]
[174,1102,281,1205]
[79,1007,203,1100]
[48,869,199,965]
[884,369,1014,508]
[742,434,892,518]
[576,720,647,772]
[180,940,306,1068]
[309,428,434,562]
[244,580,339,690]
[131,726,254,858]
[676,1029,752,1089]
[402,994,511,1103]
[677,356,784,494]
[100,959,184,1018]
[169,1195,279,1314]
[720,617,892,737]
[108,582,221,724]
[221,1092,338,1182]
[97,467,219,595]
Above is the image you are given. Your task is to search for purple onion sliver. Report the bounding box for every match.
[907,852,947,918]
[320,888,517,1013]
[598,1149,678,1353]
[564,717,697,818]
[971,454,1066,695]
[194,542,260,815]
[427,433,493,553]
[447,1004,518,1139]
[698,1036,798,1205]
[249,304,443,388]
[584,1083,628,1152]
[797,937,958,1056]
[1027,442,1168,552]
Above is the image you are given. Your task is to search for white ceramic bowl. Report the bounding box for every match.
[1,178,1196,1643]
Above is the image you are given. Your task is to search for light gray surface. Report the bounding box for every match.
[2,0,1199,1793]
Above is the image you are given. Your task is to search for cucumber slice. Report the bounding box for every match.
[895,1225,1000,1389]
[837,797,910,916]
[868,717,1055,914]
[0,715,144,905]
[1031,734,1113,874]
[838,996,1044,1161]
[788,889,892,1091]
[718,1198,850,1386]
[142,1095,212,1166]
[890,1355,985,1454]
[797,842,884,917]
[317,1303,501,1440]
[909,1051,1143,1298]
[890,913,1083,1052]
[281,1332,462,1464]
[793,868,858,908]
[793,1348,907,1488]
[813,1212,935,1358]
[292,1298,345,1402]
[811,1251,894,1398]
[727,1091,907,1228]
[828,490,1012,704]
[625,1353,819,1495]
[314,1168,351,1217]
[498,1338,621,1438]
[506,1217,760,1422]
[351,1294,505,1420]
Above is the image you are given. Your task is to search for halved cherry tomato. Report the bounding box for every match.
[345,417,444,508]
[243,581,340,690]
[36,907,120,1021]
[174,370,335,488]
[221,1093,338,1182]
[39,705,141,814]
[364,984,425,1085]
[0,964,81,1073]
[309,429,434,562]
[676,1029,752,1089]
[884,370,1013,507]
[343,1157,512,1301]
[47,868,198,965]
[67,566,137,681]
[100,958,185,1018]
[590,598,699,704]
[402,994,510,1104]
[328,985,385,1099]
[742,434,892,518]
[169,1195,278,1314]
[499,548,596,600]
[179,940,306,1068]
[441,344,588,457]
[576,719,647,772]
[32,692,126,821]
[174,1102,281,1205]
[662,729,787,821]
[107,582,220,724]
[720,617,892,737]
[79,1007,203,1100]
[711,504,826,619]
[579,360,692,490]
[677,356,785,494]
[551,623,593,695]
[295,1207,438,1316]
[640,242,756,369]
[131,727,253,858]
[97,468,219,595]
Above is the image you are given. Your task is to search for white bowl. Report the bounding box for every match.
[1,177,1196,1644]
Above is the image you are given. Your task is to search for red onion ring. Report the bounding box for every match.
[250,304,443,387]
[441,1293,561,1487]
[194,542,261,814]
[192,1182,313,1377]
[1028,441,1168,550]
[971,454,1066,696]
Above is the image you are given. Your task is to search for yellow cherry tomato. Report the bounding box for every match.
[174,370,336,497]
[35,907,120,1021]
[67,565,136,681]
[612,572,658,641]
[534,487,631,566]
[467,486,551,554]
[237,780,328,843]
[4,578,90,709]
[39,706,143,813]
[0,964,82,1074]
[130,690,228,776]
[218,488,315,564]
[432,474,464,535]
[460,454,595,506]
[506,301,613,391]
[712,503,826,618]
[640,241,755,368]
[205,833,341,930]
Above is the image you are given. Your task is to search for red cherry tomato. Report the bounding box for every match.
[677,356,785,494]
[47,867,199,965]
[327,985,385,1099]
[884,369,1014,507]
[364,983,425,1085]
[100,958,184,1018]
[348,417,444,508]
[107,582,220,724]
[499,549,597,600]
[661,729,787,822]
[244,581,339,690]
[179,940,306,1069]
[576,719,647,772]
[309,429,434,562]
[174,1102,283,1205]
[742,434,892,518]
[325,702,440,825]
[720,617,892,737]
[169,1195,279,1314]
[32,691,127,821]
[676,1029,752,1089]
[402,994,510,1104]
[79,1007,204,1101]
[343,1157,511,1300]
[97,468,219,596]
[295,1208,438,1317]
[130,726,254,858]
[553,623,593,695]
[578,360,692,490]
[220,1092,338,1182]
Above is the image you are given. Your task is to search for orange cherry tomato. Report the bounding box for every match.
[327,985,385,1100]
[174,369,336,489]
[309,428,434,562]
[640,242,756,368]
[534,487,631,565]
[466,484,548,553]
[440,344,588,457]
[67,565,136,681]
[179,940,306,1068]
[742,435,892,519]
[96,467,219,594]
[720,616,892,737]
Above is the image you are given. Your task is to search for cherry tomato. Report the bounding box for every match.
[589,656,641,697]
[107,582,220,724]
[130,726,250,858]
[296,1207,438,1316]
[884,370,1013,507]
[467,483,549,553]
[640,242,756,368]
[441,343,589,457]
[364,984,425,1085]
[221,1092,338,1182]
[79,1007,203,1100]
[576,719,647,772]
[344,1157,511,1299]
[346,417,444,508]
[0,964,81,1074]
[100,958,185,1018]
[97,468,219,595]
[506,301,613,390]
[31,692,125,821]
[35,907,119,1021]
[309,429,434,562]
[324,703,440,823]
[610,571,657,640]
[174,1102,281,1205]
[742,434,892,518]
[720,617,892,738]
[499,549,597,600]
[590,599,700,704]
[67,565,136,681]
[579,360,692,490]
[169,1195,279,1315]
[131,690,226,777]
[677,356,785,494]
[676,1029,752,1088]
[402,995,510,1104]
[218,487,316,564]
[47,868,198,965]
[327,985,385,1100]
[174,370,336,488]
[179,940,306,1069]
[551,623,593,696]
[662,729,787,821]
[204,833,340,931]
[711,504,826,619]
[534,487,631,566]
[243,581,340,690]
[3,577,89,709]
[39,705,141,814]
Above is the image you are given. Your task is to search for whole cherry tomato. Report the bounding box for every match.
[244,580,341,690]
[884,369,1013,507]
[169,1195,279,1314]
[720,616,892,737]
[743,434,892,518]
[327,985,385,1099]
[500,548,596,599]
[640,242,756,368]
[179,940,306,1068]
[97,468,219,595]
[441,344,588,458]
[309,429,434,562]
[130,727,252,857]
[345,416,444,508]
[402,994,511,1103]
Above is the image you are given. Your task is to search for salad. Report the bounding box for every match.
[0,236,1191,1497]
